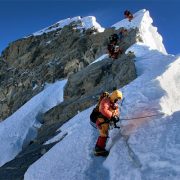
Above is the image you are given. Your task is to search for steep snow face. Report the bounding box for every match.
[158,57,180,114]
[0,80,67,167]
[24,44,180,180]
[32,16,104,36]
[104,46,180,180]
[112,9,167,54]
[124,43,179,116]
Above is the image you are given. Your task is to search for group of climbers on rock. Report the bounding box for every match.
[107,10,133,60]
[107,34,122,59]
[90,89,123,156]
[107,28,128,59]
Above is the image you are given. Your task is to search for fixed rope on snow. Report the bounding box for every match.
[120,112,166,121]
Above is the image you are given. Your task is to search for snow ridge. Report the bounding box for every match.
[32,16,104,36]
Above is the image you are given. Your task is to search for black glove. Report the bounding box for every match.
[110,115,120,129]
[110,115,119,123]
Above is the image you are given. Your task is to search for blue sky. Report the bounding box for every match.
[0,0,180,55]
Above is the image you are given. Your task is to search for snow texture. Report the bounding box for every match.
[31,16,104,36]
[0,80,67,167]
[24,10,180,180]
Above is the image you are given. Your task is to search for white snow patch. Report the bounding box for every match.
[46,40,51,45]
[44,131,68,145]
[32,84,38,90]
[90,54,108,65]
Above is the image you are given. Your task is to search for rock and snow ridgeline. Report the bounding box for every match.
[32,9,166,55]
[32,16,104,36]
[112,9,167,54]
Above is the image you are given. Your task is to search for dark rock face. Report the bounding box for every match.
[64,54,136,100]
[0,21,138,179]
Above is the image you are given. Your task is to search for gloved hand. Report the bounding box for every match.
[110,115,119,123]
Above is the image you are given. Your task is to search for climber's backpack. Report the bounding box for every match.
[90,92,109,128]
[124,10,131,16]
[109,33,119,43]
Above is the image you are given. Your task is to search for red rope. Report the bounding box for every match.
[120,113,165,121]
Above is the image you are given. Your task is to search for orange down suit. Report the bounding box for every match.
[96,97,119,137]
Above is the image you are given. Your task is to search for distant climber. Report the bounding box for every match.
[118,27,128,40]
[107,42,122,59]
[124,10,133,21]
[107,41,115,58]
[107,34,122,59]
[109,33,119,44]
[93,89,123,156]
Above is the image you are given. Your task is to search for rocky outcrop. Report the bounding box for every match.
[0,64,44,121]
[64,54,136,100]
[2,25,112,73]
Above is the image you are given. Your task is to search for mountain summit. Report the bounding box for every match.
[112,9,167,54]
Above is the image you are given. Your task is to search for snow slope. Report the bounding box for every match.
[24,10,180,180]
[0,80,67,167]
[24,48,180,180]
[112,9,167,54]
[31,16,104,36]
